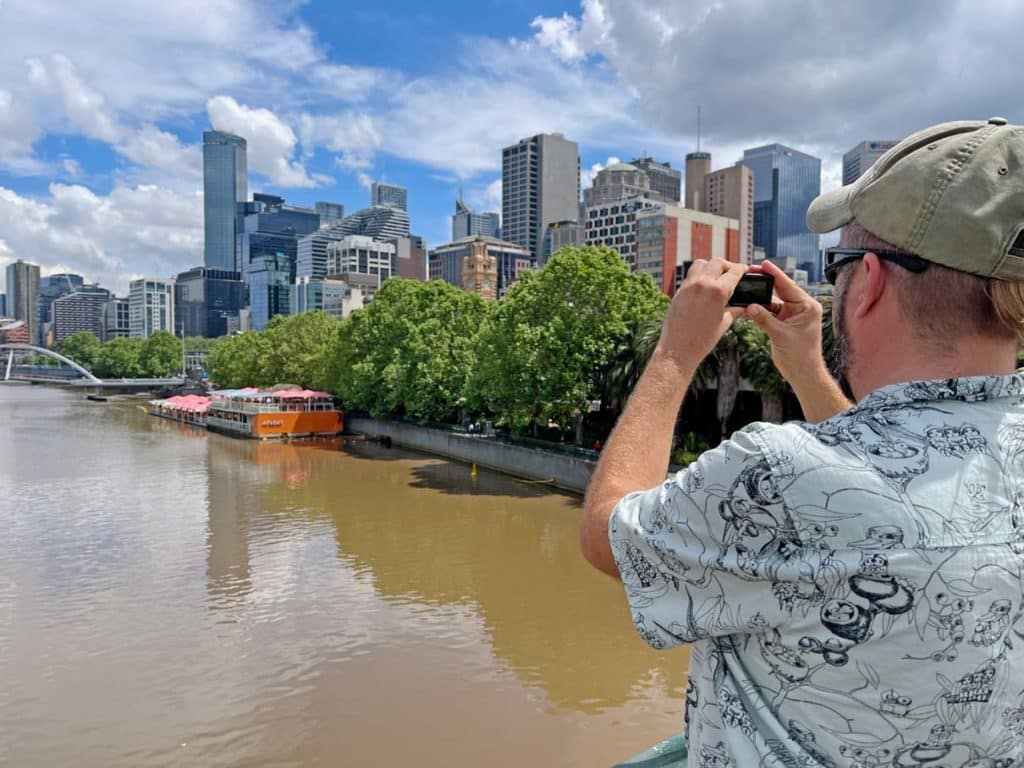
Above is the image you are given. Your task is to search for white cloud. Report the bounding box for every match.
[61,158,82,178]
[530,0,611,64]
[119,125,202,180]
[207,96,323,188]
[0,87,45,174]
[300,112,382,171]
[0,184,202,292]
[44,53,122,143]
[581,156,620,191]
[530,13,586,64]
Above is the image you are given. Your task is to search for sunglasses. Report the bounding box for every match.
[823,247,931,285]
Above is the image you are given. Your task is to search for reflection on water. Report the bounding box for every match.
[0,386,687,767]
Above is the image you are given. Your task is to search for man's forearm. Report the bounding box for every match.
[791,365,852,423]
[580,348,694,577]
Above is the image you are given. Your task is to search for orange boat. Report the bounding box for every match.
[203,388,343,440]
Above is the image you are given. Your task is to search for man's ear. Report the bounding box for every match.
[851,252,887,319]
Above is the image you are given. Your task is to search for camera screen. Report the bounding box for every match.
[729,274,774,306]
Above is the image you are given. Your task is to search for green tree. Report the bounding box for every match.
[94,337,145,378]
[57,331,102,370]
[259,311,340,391]
[330,279,489,421]
[140,330,182,377]
[207,331,270,389]
[468,246,667,440]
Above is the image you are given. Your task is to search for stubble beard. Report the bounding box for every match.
[831,273,855,401]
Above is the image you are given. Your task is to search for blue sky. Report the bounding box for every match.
[1,0,1021,295]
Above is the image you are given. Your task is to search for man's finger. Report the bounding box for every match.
[716,262,750,294]
[759,259,809,303]
[745,303,786,335]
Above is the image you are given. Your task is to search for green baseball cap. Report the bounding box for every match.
[807,118,1024,280]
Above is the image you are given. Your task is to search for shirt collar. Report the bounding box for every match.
[851,370,1024,413]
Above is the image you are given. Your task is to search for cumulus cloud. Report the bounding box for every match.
[0,184,202,292]
[581,156,620,190]
[541,0,1023,155]
[299,112,382,171]
[207,95,324,188]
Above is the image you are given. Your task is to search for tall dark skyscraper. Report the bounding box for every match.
[203,130,248,271]
[741,144,821,270]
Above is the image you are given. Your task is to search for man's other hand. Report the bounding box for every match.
[657,258,748,371]
[744,260,825,383]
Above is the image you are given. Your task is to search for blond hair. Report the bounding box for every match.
[840,221,1024,343]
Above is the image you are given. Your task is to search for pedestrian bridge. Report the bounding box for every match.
[1,343,184,390]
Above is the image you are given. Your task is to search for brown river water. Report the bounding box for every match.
[0,385,688,767]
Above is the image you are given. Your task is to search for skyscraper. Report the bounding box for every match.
[51,285,111,344]
[336,205,410,240]
[315,201,345,226]
[502,133,580,262]
[741,144,821,271]
[4,259,40,344]
[630,156,682,203]
[452,197,500,240]
[842,140,898,185]
[704,165,755,264]
[203,130,248,271]
[174,267,246,338]
[371,182,408,211]
[582,162,652,206]
[103,297,130,341]
[36,273,84,345]
[684,152,712,210]
[129,278,175,339]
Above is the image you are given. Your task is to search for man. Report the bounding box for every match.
[581,118,1024,766]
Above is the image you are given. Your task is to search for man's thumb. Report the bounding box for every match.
[747,304,781,333]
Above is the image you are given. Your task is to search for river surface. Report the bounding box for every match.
[0,385,688,767]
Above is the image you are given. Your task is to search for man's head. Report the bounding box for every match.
[807,118,1024,399]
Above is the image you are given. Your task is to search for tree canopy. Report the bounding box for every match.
[467,245,667,435]
[330,279,490,421]
[94,337,144,378]
[57,331,102,370]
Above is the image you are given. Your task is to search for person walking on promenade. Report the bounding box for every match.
[581,118,1024,766]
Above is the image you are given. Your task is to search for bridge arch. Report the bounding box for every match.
[1,343,102,383]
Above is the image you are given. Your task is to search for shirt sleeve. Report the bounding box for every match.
[608,426,809,650]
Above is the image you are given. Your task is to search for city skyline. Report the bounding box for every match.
[1,0,1021,293]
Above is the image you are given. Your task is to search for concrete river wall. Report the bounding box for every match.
[346,417,597,495]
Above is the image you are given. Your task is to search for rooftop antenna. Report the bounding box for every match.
[697,104,702,153]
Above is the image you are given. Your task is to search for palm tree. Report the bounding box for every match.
[714,324,744,440]
[604,312,721,414]
[604,314,663,412]
[740,321,789,423]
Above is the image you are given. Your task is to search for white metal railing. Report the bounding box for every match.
[206,415,252,435]
[208,400,336,415]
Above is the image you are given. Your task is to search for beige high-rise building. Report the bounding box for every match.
[704,165,755,264]
[684,152,711,210]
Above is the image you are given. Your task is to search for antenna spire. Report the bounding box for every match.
[697,104,702,153]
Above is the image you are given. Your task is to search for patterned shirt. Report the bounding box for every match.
[609,373,1024,767]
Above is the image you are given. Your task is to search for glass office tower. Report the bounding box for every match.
[203,130,248,271]
[174,267,246,338]
[740,144,821,269]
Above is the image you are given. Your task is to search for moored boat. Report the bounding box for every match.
[147,393,211,427]
[204,388,343,440]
